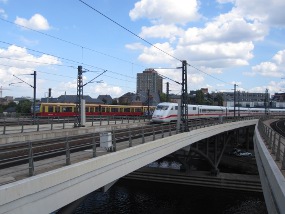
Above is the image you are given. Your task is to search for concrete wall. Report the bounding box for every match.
[0,119,258,214]
[254,126,285,214]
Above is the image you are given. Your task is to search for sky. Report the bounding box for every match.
[0,0,285,100]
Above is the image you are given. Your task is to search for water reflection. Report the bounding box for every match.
[147,160,181,169]
[74,179,267,214]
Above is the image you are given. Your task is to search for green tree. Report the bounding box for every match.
[204,93,213,105]
[7,101,17,108]
[159,93,167,102]
[16,100,32,114]
[195,90,204,105]
[0,105,4,113]
[216,93,224,106]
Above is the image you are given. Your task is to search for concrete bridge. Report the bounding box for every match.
[0,118,284,214]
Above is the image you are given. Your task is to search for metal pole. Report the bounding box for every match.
[33,71,36,121]
[3,120,5,134]
[181,60,189,132]
[128,128,132,147]
[147,89,150,120]
[142,126,145,144]
[152,124,156,141]
[112,130,116,152]
[276,135,281,161]
[92,133,96,157]
[233,85,236,118]
[65,136,71,165]
[28,141,34,176]
[37,118,39,131]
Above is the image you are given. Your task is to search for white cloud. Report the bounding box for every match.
[248,81,282,94]
[139,24,184,41]
[250,49,285,77]
[189,74,205,84]
[14,13,51,30]
[179,12,267,45]
[230,0,285,27]
[0,8,7,19]
[0,45,61,96]
[91,83,122,97]
[129,3,265,70]
[175,41,254,68]
[129,0,200,24]
[0,45,61,68]
[217,0,234,3]
[127,0,285,94]
[125,43,145,50]
[138,42,175,64]
[252,62,280,77]
[273,50,285,65]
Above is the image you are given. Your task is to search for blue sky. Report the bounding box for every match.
[0,0,285,99]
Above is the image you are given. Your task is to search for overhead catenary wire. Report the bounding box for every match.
[0,41,137,82]
[186,63,232,86]
[78,0,182,63]
[0,18,146,69]
[0,10,233,90]
[78,0,234,87]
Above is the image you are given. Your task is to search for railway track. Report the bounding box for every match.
[270,119,285,137]
[0,117,249,171]
[0,116,149,127]
[0,122,177,169]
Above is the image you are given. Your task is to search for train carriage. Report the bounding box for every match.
[33,102,156,117]
[152,102,285,123]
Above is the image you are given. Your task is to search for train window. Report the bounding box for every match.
[111,108,119,112]
[124,108,130,112]
[193,107,196,110]
[62,107,73,112]
[101,107,105,112]
[95,107,100,112]
[55,106,60,113]
[85,107,89,113]
[48,106,53,112]
[90,107,94,113]
[156,105,169,110]
[175,106,178,110]
[135,108,142,112]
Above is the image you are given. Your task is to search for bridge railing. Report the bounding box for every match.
[0,115,150,135]
[258,119,285,170]
[0,116,258,181]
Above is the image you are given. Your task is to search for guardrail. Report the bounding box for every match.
[0,115,150,135]
[258,119,285,170]
[0,116,258,180]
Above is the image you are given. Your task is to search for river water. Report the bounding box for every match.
[73,161,267,214]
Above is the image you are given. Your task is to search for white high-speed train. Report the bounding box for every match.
[151,102,285,123]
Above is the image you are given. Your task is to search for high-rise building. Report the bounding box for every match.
[137,69,163,94]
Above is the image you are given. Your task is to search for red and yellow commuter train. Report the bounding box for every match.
[33,102,156,117]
